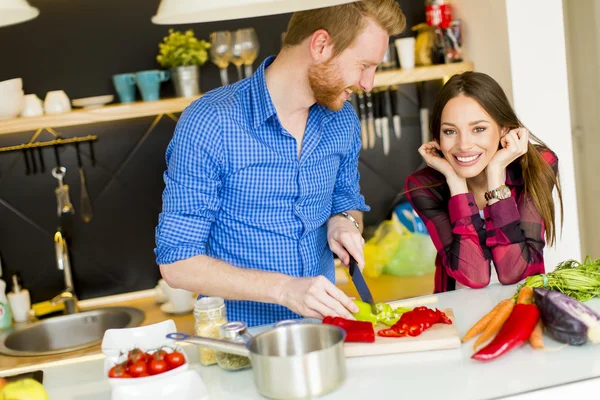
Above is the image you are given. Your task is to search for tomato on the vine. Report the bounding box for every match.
[148,359,169,375]
[165,351,186,370]
[108,364,131,378]
[128,361,148,377]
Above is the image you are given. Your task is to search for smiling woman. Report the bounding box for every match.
[404,71,563,293]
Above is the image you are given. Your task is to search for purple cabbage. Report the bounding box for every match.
[533,288,600,346]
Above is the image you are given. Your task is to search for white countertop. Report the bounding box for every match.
[6,283,600,399]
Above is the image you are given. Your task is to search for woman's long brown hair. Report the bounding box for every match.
[430,71,563,245]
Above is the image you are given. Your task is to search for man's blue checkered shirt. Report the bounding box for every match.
[155,56,369,327]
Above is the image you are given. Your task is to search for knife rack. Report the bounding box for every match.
[0,129,97,175]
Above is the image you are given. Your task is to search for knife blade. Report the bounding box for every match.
[349,256,377,314]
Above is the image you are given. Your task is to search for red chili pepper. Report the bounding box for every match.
[323,317,375,343]
[472,304,540,362]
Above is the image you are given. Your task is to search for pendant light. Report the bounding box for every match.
[0,0,39,28]
[152,0,357,24]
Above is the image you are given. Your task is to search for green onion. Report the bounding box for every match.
[514,256,600,302]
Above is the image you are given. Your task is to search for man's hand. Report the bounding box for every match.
[277,275,359,319]
[327,213,365,269]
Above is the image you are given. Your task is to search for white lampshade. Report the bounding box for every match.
[0,0,39,28]
[152,0,358,24]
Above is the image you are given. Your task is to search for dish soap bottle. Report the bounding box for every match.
[0,256,13,329]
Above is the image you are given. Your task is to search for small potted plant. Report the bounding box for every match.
[157,29,211,97]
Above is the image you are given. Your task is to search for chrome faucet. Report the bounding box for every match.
[51,231,79,314]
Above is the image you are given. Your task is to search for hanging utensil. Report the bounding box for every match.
[89,140,96,167]
[37,146,46,173]
[22,149,31,175]
[52,166,75,240]
[74,143,93,223]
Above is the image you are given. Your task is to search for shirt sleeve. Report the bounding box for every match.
[405,175,492,288]
[483,151,558,283]
[331,106,370,215]
[155,99,224,265]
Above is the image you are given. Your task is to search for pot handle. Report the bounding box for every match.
[166,332,250,357]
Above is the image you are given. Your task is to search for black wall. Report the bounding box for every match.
[0,0,437,303]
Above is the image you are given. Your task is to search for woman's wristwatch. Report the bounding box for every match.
[484,184,512,201]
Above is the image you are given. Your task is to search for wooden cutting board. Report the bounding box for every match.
[343,309,461,358]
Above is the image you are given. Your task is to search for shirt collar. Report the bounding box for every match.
[249,56,338,129]
[250,56,278,129]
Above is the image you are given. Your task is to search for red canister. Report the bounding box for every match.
[426,0,453,29]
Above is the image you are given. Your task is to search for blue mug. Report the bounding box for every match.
[135,70,170,102]
[112,73,137,103]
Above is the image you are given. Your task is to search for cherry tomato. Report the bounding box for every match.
[152,349,168,361]
[128,348,150,365]
[108,364,131,378]
[128,361,148,378]
[148,359,169,375]
[165,351,186,370]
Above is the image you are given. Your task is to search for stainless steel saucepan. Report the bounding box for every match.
[167,323,347,399]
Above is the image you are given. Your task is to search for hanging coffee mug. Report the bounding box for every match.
[135,70,170,102]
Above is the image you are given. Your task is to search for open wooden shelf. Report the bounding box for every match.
[0,62,473,136]
[373,61,474,88]
[0,96,201,136]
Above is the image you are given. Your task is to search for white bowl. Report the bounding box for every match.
[111,369,208,400]
[0,78,23,93]
[102,320,191,388]
[0,90,24,120]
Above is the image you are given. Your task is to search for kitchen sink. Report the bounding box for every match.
[0,307,145,357]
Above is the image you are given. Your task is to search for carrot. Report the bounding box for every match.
[473,299,515,350]
[529,318,544,349]
[462,299,511,342]
[517,286,534,305]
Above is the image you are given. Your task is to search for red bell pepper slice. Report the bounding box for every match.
[377,307,452,338]
[323,317,375,343]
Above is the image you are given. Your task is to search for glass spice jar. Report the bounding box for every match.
[194,296,227,366]
[215,321,252,371]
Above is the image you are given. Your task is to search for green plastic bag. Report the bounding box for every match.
[384,222,436,277]
[363,219,405,278]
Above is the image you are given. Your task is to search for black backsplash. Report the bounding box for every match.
[0,0,437,303]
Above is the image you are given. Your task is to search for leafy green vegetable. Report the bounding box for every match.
[515,256,600,302]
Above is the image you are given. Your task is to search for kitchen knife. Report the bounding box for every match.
[365,92,375,149]
[349,256,377,314]
[357,92,368,150]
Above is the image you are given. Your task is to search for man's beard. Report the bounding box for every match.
[308,60,357,111]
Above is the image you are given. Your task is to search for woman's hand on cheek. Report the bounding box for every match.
[419,141,458,179]
[488,128,529,175]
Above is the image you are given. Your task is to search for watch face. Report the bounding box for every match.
[500,186,511,199]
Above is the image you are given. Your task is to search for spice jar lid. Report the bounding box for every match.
[194,296,225,312]
[219,321,248,339]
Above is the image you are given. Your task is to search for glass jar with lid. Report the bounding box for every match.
[194,296,227,366]
[215,321,252,371]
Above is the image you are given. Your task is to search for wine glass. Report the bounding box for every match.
[210,31,233,86]
[231,31,245,81]
[236,28,260,78]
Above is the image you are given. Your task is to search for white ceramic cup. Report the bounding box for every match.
[157,279,195,312]
[44,90,71,114]
[20,94,44,117]
[395,37,416,70]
